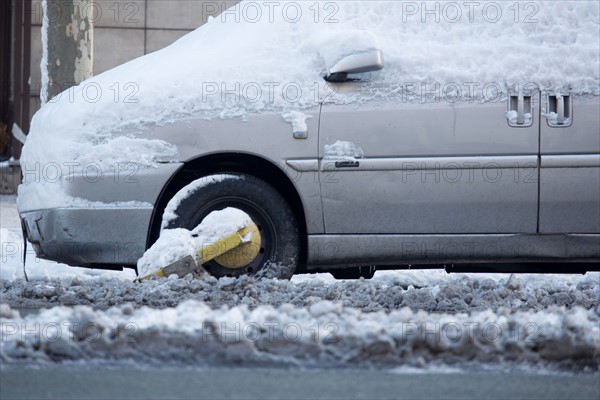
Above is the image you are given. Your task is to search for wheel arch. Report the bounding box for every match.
[146,152,308,270]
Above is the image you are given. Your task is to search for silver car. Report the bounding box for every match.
[18,9,600,279]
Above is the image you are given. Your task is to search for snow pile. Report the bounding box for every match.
[3,272,599,313]
[137,208,253,277]
[18,1,600,211]
[1,300,598,370]
[136,229,201,278]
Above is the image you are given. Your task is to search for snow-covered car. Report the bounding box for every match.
[17,2,600,279]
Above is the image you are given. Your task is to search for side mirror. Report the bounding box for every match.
[325,49,384,83]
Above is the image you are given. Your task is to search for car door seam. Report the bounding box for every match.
[317,102,327,233]
[537,90,542,234]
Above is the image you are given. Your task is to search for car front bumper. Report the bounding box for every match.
[18,162,183,268]
[21,206,153,268]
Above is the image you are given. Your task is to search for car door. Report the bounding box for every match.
[319,85,540,234]
[539,94,600,233]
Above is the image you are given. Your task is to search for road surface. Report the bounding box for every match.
[1,365,598,400]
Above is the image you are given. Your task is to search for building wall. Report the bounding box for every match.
[29,0,237,120]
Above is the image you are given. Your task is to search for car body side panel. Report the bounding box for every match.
[307,234,600,268]
[62,163,183,204]
[319,98,539,234]
[541,96,600,154]
[540,96,600,233]
[140,109,324,234]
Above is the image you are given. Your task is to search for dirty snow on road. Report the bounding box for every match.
[2,196,599,371]
[2,301,598,371]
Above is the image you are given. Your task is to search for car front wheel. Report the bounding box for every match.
[161,174,300,279]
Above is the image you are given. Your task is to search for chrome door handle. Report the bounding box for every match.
[545,94,572,127]
[507,93,534,127]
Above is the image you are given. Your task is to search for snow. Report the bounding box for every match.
[323,140,365,160]
[19,1,600,212]
[281,111,312,136]
[3,260,599,314]
[506,111,533,125]
[1,300,598,370]
[545,112,571,125]
[312,29,381,74]
[506,110,519,124]
[138,208,253,277]
[160,175,242,230]
[136,229,202,278]
[195,207,253,245]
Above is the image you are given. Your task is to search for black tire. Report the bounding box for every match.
[163,174,299,279]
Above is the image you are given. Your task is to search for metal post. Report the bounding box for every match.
[43,0,94,103]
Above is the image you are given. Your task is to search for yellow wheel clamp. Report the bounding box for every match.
[138,224,257,281]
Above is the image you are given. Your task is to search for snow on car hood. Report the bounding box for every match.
[18,1,600,211]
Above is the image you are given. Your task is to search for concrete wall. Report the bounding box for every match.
[29,0,237,120]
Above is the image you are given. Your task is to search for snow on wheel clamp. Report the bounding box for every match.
[137,222,259,282]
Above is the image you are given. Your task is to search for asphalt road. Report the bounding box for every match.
[1,366,598,400]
